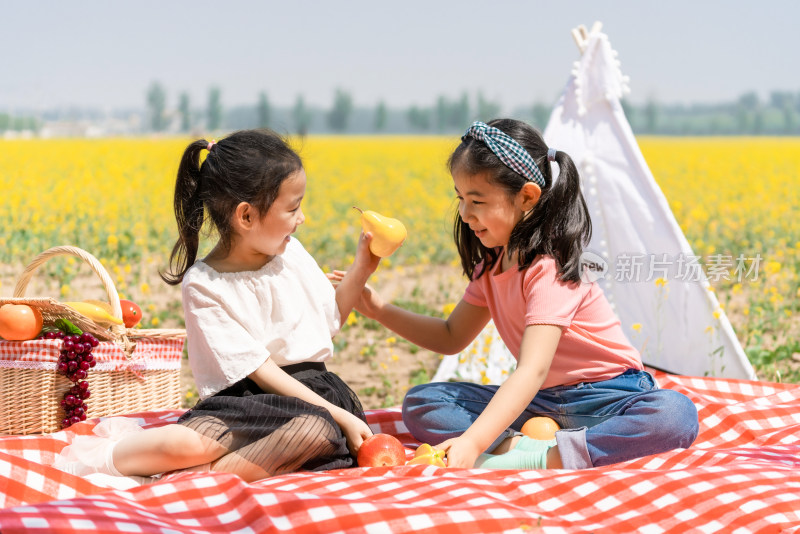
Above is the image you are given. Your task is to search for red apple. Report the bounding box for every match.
[357,433,406,467]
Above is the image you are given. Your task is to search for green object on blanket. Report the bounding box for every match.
[475,437,557,470]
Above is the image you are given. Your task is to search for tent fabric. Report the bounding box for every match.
[435,28,755,384]
[1,371,799,532]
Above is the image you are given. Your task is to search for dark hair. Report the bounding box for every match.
[161,129,302,285]
[448,118,591,283]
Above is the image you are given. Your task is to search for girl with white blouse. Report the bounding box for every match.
[56,130,379,482]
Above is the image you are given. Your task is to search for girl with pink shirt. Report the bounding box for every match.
[346,118,698,470]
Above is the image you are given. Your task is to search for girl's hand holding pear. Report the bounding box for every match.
[326,207,405,317]
[353,230,381,275]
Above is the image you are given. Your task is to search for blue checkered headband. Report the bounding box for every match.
[462,121,546,187]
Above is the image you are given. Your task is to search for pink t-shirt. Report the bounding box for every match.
[463,254,643,390]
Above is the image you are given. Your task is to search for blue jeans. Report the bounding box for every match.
[401,369,699,469]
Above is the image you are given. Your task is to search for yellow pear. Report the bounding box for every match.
[353,207,407,257]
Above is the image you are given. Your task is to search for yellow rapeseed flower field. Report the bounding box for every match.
[638,138,799,375]
[1,136,798,380]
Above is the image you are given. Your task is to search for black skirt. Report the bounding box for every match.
[177,362,365,475]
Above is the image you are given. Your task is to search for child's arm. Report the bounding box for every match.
[333,232,380,324]
[439,324,563,468]
[247,358,372,456]
[328,271,490,354]
[369,298,490,355]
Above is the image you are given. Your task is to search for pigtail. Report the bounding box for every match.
[160,140,210,285]
[510,149,591,283]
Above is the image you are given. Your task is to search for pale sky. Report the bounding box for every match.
[3,1,799,112]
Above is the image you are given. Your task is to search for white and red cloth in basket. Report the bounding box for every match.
[0,371,798,533]
[0,338,183,374]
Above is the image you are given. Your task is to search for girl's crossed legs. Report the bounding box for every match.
[58,371,361,483]
[402,369,699,469]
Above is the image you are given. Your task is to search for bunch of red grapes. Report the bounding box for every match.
[43,331,98,429]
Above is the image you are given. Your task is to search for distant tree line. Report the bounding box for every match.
[0,114,40,134]
[3,85,800,137]
[141,83,800,136]
[140,82,509,136]
[621,91,800,135]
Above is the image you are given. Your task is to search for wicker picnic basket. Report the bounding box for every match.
[0,246,186,435]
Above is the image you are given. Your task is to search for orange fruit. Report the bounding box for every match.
[0,304,43,341]
[520,417,560,440]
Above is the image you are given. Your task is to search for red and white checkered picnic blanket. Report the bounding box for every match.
[1,372,798,533]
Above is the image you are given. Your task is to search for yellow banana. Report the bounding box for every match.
[63,301,124,326]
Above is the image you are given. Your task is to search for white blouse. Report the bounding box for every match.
[181,237,341,399]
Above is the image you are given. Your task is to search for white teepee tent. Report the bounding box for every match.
[434,23,756,383]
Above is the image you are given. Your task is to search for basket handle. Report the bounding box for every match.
[13,246,125,324]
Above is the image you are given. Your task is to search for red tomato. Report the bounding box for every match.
[0,304,43,341]
[119,299,143,328]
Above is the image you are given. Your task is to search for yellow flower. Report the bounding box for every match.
[712,309,721,320]
[442,303,456,316]
[140,282,151,294]
[107,235,119,247]
[386,336,396,345]
[60,284,70,297]
[346,314,358,326]
[655,277,668,287]
[391,354,399,362]
[151,317,160,327]
[631,323,642,332]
